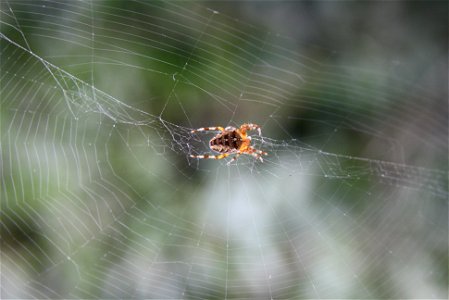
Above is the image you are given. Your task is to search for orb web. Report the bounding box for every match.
[1,1,447,299]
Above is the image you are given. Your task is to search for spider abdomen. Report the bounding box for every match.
[210,131,242,153]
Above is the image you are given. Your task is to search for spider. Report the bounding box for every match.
[190,123,267,164]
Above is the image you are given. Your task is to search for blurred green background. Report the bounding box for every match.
[1,1,447,298]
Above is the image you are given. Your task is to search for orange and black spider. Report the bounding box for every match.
[190,123,267,164]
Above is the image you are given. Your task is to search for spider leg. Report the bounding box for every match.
[253,149,268,156]
[239,123,262,136]
[248,146,268,155]
[190,153,231,160]
[226,153,241,165]
[191,126,225,133]
[247,147,267,162]
[251,152,264,162]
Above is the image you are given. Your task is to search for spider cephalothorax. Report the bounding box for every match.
[190,123,267,164]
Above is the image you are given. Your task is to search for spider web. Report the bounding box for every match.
[1,1,447,299]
